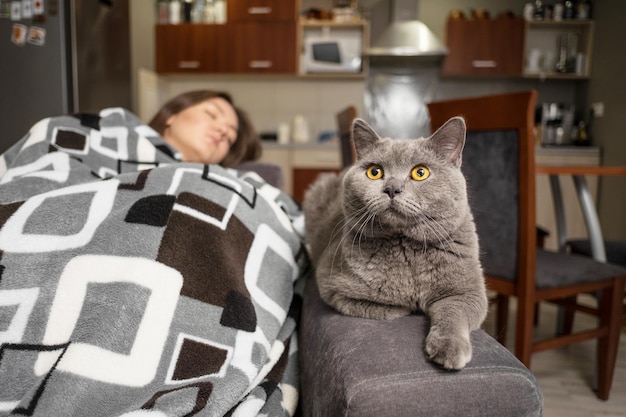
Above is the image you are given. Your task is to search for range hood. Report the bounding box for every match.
[366,0,447,59]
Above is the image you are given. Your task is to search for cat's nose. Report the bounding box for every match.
[383,184,403,199]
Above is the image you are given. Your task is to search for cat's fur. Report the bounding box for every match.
[302,117,488,370]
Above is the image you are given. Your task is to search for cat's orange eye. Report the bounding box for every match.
[366,165,384,180]
[411,165,430,181]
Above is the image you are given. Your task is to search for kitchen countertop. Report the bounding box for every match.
[261,141,340,150]
[535,145,600,156]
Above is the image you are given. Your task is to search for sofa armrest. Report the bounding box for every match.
[298,279,543,417]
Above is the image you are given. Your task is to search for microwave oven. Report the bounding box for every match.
[301,28,362,73]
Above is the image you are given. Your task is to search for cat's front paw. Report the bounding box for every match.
[425,327,472,370]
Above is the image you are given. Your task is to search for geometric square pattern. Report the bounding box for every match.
[35,255,183,387]
[51,127,89,154]
[165,333,233,384]
[0,287,39,344]
[0,152,70,185]
[0,179,119,253]
[0,342,69,415]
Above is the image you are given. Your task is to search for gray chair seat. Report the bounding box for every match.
[536,248,626,289]
[567,239,626,267]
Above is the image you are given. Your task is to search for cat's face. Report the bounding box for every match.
[342,117,470,238]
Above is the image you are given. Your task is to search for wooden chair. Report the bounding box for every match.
[427,90,626,400]
[336,105,357,168]
[536,164,626,330]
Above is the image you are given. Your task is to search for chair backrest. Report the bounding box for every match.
[427,91,538,291]
[336,106,357,168]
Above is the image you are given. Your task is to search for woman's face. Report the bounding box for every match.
[163,97,238,164]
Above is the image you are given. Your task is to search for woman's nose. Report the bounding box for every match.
[215,123,227,138]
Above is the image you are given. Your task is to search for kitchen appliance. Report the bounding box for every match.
[301,27,362,73]
[0,0,131,154]
[540,102,575,146]
[363,0,447,139]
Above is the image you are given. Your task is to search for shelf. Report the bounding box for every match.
[525,19,594,27]
[523,19,594,78]
[521,72,590,80]
[299,17,368,28]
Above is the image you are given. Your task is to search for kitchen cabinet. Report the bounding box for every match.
[229,0,297,22]
[155,24,229,73]
[443,16,525,77]
[155,0,297,74]
[229,22,297,73]
[442,15,595,79]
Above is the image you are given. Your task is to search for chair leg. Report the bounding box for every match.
[495,294,509,345]
[515,296,536,367]
[556,296,577,336]
[596,278,625,400]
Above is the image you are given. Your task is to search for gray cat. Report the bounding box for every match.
[302,116,488,370]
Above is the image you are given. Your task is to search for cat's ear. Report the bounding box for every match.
[429,117,466,167]
[351,118,380,160]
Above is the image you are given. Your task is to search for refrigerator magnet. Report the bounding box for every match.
[21,0,32,19]
[11,23,27,46]
[10,1,21,21]
[26,26,45,46]
[33,0,44,15]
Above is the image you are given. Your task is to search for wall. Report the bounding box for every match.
[586,0,626,240]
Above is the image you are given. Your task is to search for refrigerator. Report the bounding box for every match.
[0,0,131,154]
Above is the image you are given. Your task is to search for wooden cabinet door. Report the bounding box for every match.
[491,18,525,75]
[229,23,296,73]
[155,24,229,74]
[228,0,296,22]
[292,168,341,204]
[443,17,524,76]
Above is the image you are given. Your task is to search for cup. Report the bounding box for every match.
[292,115,310,144]
[277,123,290,144]
[553,3,564,20]
[527,49,542,73]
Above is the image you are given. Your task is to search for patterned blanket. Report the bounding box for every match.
[0,109,310,417]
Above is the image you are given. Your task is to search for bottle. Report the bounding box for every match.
[157,0,169,24]
[574,120,590,145]
[563,0,575,19]
[183,0,193,23]
[203,0,215,23]
[575,0,592,19]
[214,0,227,24]
[553,3,564,21]
[191,0,204,23]
[168,0,181,24]
[533,0,545,20]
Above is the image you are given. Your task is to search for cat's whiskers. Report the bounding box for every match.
[328,204,371,278]
[352,211,377,261]
[420,214,463,258]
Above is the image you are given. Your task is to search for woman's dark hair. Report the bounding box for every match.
[148,90,262,167]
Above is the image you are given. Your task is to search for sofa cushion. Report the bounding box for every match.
[298,279,543,417]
